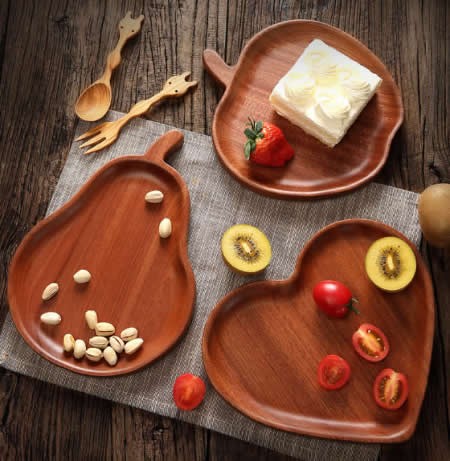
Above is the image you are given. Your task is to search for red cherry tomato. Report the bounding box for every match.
[313,280,359,318]
[318,355,351,390]
[373,368,409,410]
[352,323,390,362]
[173,373,206,410]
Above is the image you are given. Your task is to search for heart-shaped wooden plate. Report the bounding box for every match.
[203,21,403,199]
[203,219,434,442]
[8,131,196,376]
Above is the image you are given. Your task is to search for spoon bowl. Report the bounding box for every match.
[75,81,112,121]
[74,12,144,121]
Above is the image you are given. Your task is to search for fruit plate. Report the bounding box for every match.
[7,131,196,376]
[203,219,434,443]
[203,20,403,199]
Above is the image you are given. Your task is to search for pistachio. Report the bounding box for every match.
[124,338,144,355]
[86,347,103,362]
[63,334,75,352]
[103,346,118,366]
[85,310,98,330]
[73,269,91,284]
[89,336,109,349]
[159,218,172,238]
[42,282,59,301]
[95,322,115,337]
[145,190,164,203]
[73,339,86,359]
[109,335,125,353]
[40,312,61,325]
[120,327,138,342]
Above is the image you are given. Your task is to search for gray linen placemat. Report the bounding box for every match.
[1,112,421,460]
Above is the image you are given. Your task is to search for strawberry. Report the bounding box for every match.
[173,373,206,410]
[244,118,295,167]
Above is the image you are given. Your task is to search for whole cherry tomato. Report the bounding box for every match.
[313,280,359,318]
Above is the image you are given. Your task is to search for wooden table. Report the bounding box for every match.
[0,1,448,459]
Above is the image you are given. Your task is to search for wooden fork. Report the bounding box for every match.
[76,72,198,154]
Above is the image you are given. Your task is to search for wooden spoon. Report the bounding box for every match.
[75,12,144,121]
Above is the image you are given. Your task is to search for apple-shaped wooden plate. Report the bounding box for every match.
[203,219,434,442]
[8,131,196,376]
[203,20,403,199]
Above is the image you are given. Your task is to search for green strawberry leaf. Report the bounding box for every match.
[244,128,256,140]
[244,141,252,160]
[255,120,263,133]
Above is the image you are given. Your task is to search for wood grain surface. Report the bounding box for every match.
[203,219,434,443]
[0,1,448,460]
[8,130,195,376]
[203,21,403,198]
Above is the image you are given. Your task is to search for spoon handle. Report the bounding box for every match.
[102,12,144,82]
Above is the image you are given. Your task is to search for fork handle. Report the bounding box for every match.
[116,92,166,128]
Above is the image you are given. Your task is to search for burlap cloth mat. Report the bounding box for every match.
[1,112,421,460]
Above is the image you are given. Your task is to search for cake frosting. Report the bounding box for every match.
[269,39,382,147]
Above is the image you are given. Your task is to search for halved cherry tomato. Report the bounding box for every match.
[313,280,359,318]
[352,323,389,362]
[173,373,206,410]
[373,368,409,410]
[318,354,351,390]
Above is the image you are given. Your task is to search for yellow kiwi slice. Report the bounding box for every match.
[221,224,272,274]
[365,236,417,292]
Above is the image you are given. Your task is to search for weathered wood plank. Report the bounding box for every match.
[0,1,448,460]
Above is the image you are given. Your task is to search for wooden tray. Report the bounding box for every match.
[203,219,434,443]
[7,131,196,376]
[203,21,404,199]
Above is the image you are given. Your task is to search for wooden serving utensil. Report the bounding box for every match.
[76,72,198,154]
[75,11,144,122]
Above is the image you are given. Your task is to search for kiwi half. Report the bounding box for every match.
[365,236,417,292]
[221,224,272,274]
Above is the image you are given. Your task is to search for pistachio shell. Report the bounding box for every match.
[85,310,98,330]
[159,218,172,238]
[145,190,164,203]
[95,322,115,337]
[73,269,91,284]
[124,338,144,355]
[109,335,125,353]
[89,336,109,349]
[40,312,61,325]
[42,282,59,301]
[103,346,118,366]
[120,327,138,342]
[86,347,103,362]
[63,334,75,352]
[73,339,86,359]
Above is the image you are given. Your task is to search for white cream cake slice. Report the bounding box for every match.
[269,39,382,147]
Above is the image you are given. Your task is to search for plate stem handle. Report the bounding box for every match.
[143,130,184,163]
[203,49,235,88]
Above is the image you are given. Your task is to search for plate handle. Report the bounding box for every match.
[203,49,235,88]
[143,130,184,163]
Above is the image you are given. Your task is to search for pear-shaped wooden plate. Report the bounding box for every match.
[203,219,434,442]
[8,131,196,376]
[203,21,404,199]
